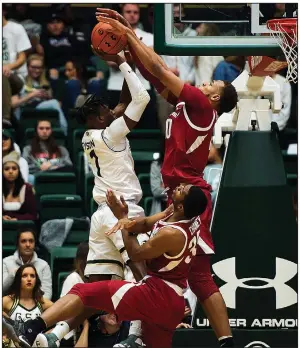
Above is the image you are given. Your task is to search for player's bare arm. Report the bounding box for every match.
[96,10,184,99]
[106,189,174,235]
[122,225,186,262]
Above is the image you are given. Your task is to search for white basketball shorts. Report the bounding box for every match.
[84,201,145,279]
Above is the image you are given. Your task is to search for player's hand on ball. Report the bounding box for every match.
[91,45,125,65]
[106,189,129,219]
[96,8,133,31]
[106,218,137,236]
[95,14,129,36]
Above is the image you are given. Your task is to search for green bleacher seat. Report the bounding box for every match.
[34,172,76,199]
[144,196,153,216]
[287,173,297,191]
[23,128,66,148]
[76,151,86,196]
[138,173,152,197]
[50,247,77,300]
[84,172,94,213]
[40,194,83,224]
[57,271,70,298]
[3,221,36,245]
[128,129,162,152]
[66,109,85,155]
[64,219,90,246]
[3,246,16,259]
[132,151,155,177]
[72,129,86,165]
[20,108,60,129]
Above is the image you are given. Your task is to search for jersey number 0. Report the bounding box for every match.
[90,150,101,177]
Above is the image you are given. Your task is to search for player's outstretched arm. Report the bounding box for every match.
[122,226,185,262]
[106,190,174,235]
[96,12,184,100]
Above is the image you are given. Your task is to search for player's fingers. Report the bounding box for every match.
[120,195,128,208]
[126,220,136,229]
[106,222,120,235]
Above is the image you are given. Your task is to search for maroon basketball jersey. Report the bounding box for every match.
[146,215,202,288]
[161,84,217,193]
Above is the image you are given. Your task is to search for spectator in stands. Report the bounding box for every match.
[3,227,53,299]
[203,143,224,206]
[2,5,32,79]
[150,142,168,215]
[194,24,224,86]
[157,4,196,133]
[9,4,43,56]
[22,120,73,185]
[11,54,68,135]
[213,56,246,83]
[3,151,37,222]
[270,73,292,131]
[3,129,29,182]
[61,241,89,297]
[63,59,103,109]
[74,314,129,347]
[40,12,88,80]
[3,264,53,344]
[106,3,157,129]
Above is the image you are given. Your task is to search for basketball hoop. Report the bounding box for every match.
[248,18,297,83]
[267,18,297,83]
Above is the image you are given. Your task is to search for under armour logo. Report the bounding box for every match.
[244,341,270,348]
[212,257,297,309]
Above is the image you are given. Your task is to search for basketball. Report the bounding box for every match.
[91,22,127,55]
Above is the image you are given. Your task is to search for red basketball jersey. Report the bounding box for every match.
[146,215,201,289]
[161,84,217,193]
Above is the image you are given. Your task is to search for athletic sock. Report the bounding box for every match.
[129,320,142,337]
[51,321,71,340]
[219,336,235,347]
[24,317,47,345]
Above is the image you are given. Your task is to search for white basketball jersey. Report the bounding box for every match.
[82,128,142,205]
[9,297,43,322]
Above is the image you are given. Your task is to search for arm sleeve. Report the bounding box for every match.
[150,161,166,199]
[103,117,130,143]
[16,24,32,53]
[41,263,53,300]
[57,147,73,167]
[22,146,39,174]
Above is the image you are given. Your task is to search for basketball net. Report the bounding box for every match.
[248,18,297,83]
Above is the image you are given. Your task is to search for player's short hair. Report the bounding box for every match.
[76,94,109,124]
[219,81,238,115]
[183,186,207,219]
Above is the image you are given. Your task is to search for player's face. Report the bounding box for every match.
[99,313,120,335]
[172,183,192,204]
[122,4,140,26]
[21,267,36,291]
[37,121,52,140]
[65,61,76,80]
[3,162,19,182]
[28,59,44,79]
[18,232,35,259]
[199,80,225,100]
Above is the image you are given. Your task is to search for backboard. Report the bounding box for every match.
[154,4,298,56]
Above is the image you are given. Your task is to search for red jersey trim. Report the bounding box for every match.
[182,103,217,132]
